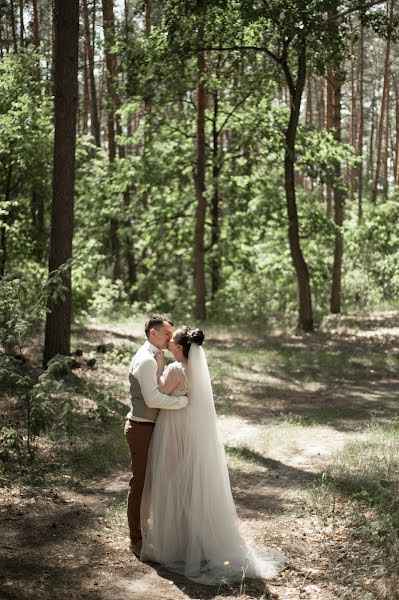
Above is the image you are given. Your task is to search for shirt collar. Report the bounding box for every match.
[145,340,161,355]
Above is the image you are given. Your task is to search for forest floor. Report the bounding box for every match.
[1,311,399,600]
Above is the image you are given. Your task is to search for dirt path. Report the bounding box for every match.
[1,313,398,600]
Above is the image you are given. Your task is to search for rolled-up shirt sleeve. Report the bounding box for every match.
[133,357,188,410]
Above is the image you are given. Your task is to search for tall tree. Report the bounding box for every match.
[43,0,80,365]
[357,17,364,220]
[32,0,41,82]
[102,0,121,281]
[83,0,101,146]
[194,24,207,321]
[9,0,17,52]
[329,4,345,315]
[371,0,394,203]
[18,0,24,47]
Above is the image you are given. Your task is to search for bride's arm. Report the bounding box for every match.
[159,364,182,395]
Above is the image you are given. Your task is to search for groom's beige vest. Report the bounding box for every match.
[128,372,159,422]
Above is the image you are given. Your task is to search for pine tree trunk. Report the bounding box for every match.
[32,0,41,81]
[145,0,151,36]
[372,0,394,203]
[368,81,377,182]
[83,0,101,146]
[121,0,137,295]
[0,20,3,58]
[194,28,207,321]
[102,0,121,281]
[43,0,79,366]
[329,5,345,315]
[211,89,220,299]
[393,75,399,185]
[326,69,333,217]
[18,0,24,47]
[10,0,18,52]
[30,0,45,261]
[357,20,364,220]
[283,39,313,331]
[82,43,90,133]
[382,72,390,197]
[349,28,357,200]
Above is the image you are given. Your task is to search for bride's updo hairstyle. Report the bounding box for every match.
[173,326,204,359]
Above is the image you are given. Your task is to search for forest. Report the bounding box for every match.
[0,0,398,357]
[1,1,399,600]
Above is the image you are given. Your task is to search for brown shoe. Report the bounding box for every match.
[129,539,142,558]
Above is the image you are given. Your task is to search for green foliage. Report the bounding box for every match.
[88,277,129,317]
[0,263,70,354]
[0,52,52,273]
[0,427,24,458]
[345,200,399,308]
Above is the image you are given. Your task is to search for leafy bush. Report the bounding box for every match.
[0,262,70,355]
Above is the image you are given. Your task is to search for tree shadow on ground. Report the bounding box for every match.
[149,563,276,599]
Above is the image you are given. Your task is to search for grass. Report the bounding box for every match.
[309,420,399,598]
[67,419,129,478]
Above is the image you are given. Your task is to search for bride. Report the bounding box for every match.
[140,326,283,584]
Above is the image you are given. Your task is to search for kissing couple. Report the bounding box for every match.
[124,314,283,585]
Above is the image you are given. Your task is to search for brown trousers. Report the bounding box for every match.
[124,419,155,544]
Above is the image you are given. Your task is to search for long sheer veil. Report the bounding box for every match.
[141,343,284,584]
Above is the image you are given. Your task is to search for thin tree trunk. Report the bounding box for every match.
[145,0,151,36]
[357,20,364,220]
[51,0,56,88]
[305,77,314,191]
[326,69,333,216]
[382,72,390,197]
[211,88,220,299]
[102,0,121,281]
[329,5,345,315]
[194,26,207,321]
[18,0,24,47]
[393,74,399,185]
[349,27,357,200]
[83,0,101,146]
[283,39,313,331]
[82,44,90,133]
[371,0,394,203]
[32,0,41,81]
[121,0,137,295]
[30,0,45,261]
[368,80,377,182]
[0,19,3,58]
[10,0,18,52]
[44,0,79,366]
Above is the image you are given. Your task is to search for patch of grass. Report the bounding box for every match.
[224,444,258,464]
[309,420,399,598]
[105,492,127,532]
[278,404,370,427]
[68,420,129,478]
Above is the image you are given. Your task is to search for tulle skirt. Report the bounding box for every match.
[140,406,283,584]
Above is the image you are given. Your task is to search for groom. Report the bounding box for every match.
[124,314,188,556]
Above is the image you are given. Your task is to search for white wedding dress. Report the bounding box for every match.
[140,344,283,584]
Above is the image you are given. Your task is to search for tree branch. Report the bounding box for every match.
[322,0,386,25]
[216,93,252,137]
[199,45,281,64]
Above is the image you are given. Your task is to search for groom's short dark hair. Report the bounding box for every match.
[145,314,173,337]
